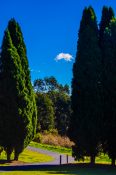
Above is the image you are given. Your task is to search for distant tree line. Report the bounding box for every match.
[69,6,116,166]
[34,76,71,136]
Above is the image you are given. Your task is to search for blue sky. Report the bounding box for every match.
[0,0,116,86]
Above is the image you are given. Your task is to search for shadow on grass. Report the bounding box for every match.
[47,164,116,175]
[0,159,12,164]
[0,163,116,175]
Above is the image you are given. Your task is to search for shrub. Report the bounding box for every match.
[41,133,74,148]
[34,133,42,143]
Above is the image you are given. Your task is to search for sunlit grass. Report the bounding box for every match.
[29,141,72,155]
[0,172,67,175]
[19,149,54,163]
[0,149,54,165]
[96,153,112,164]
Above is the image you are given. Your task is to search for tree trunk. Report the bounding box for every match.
[6,147,12,162]
[14,149,19,161]
[111,158,115,166]
[14,154,19,161]
[7,153,11,162]
[90,155,95,165]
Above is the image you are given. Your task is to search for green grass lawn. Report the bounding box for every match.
[19,149,54,163]
[0,165,116,175]
[0,149,54,165]
[29,141,72,155]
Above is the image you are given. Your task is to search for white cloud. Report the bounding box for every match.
[55,53,73,62]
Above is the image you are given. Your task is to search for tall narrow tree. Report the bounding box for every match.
[99,6,114,47]
[69,7,102,164]
[7,18,32,93]
[0,30,24,160]
[0,19,37,161]
[102,19,116,166]
[99,7,116,165]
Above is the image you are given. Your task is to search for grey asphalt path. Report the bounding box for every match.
[27,146,75,165]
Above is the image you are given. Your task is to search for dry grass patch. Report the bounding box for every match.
[35,132,74,148]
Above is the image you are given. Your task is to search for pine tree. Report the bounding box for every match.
[69,7,102,164]
[0,19,37,161]
[102,19,116,166]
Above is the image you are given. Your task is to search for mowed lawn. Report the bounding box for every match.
[0,165,116,175]
[0,149,54,165]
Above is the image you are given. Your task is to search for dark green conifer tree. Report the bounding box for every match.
[7,18,31,92]
[102,19,116,166]
[99,7,116,165]
[99,6,114,47]
[0,30,24,160]
[0,19,37,161]
[69,7,102,164]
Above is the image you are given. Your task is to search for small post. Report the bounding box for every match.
[60,155,62,165]
[67,154,68,164]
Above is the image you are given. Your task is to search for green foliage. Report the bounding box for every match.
[34,76,71,135]
[70,5,116,166]
[79,6,98,35]
[101,19,116,165]
[99,6,114,47]
[70,6,102,164]
[34,133,42,143]
[36,93,54,131]
[34,76,70,94]
[0,19,37,161]
[48,91,71,135]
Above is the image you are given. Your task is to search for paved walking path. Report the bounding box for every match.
[27,146,75,165]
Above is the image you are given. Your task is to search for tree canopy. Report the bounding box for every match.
[34,76,71,135]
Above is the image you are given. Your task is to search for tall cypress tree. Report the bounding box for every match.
[102,19,116,166]
[99,7,116,165]
[0,19,37,161]
[69,7,102,164]
[0,29,24,160]
[7,18,31,92]
[99,6,114,47]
